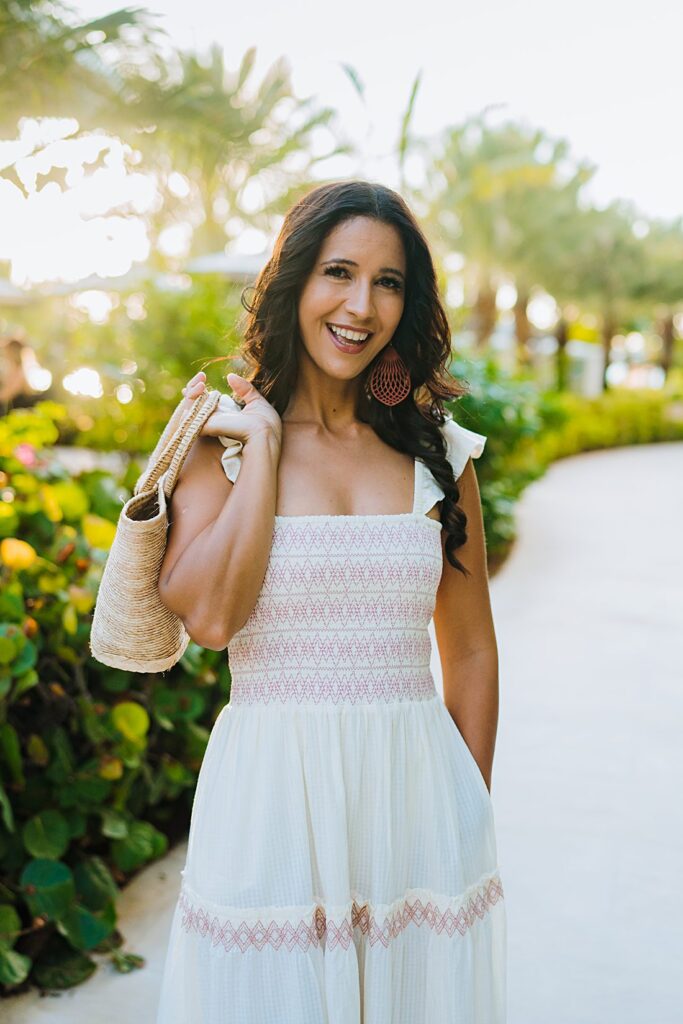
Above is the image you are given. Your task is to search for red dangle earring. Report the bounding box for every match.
[368,344,412,406]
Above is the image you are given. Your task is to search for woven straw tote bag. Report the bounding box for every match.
[89,385,224,673]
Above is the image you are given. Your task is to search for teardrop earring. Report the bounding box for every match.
[368,345,412,406]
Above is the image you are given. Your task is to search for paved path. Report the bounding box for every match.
[482,441,683,1024]
[8,442,682,1023]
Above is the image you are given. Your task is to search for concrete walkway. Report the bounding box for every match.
[487,441,683,1024]
[7,442,682,1022]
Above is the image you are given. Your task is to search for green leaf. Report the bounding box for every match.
[65,771,111,807]
[20,859,75,920]
[99,669,131,693]
[0,784,15,833]
[10,639,37,677]
[0,583,24,620]
[31,934,96,990]
[111,701,150,741]
[161,758,194,788]
[74,857,118,912]
[26,733,50,767]
[22,810,70,859]
[99,808,128,840]
[150,828,168,859]
[11,668,39,699]
[77,697,110,745]
[0,723,25,786]
[51,727,75,775]
[111,949,145,973]
[0,882,16,903]
[0,503,19,539]
[0,636,15,665]
[110,820,165,872]
[0,904,21,950]
[64,809,86,839]
[92,927,123,953]
[48,480,89,521]
[0,947,31,986]
[57,902,115,952]
[154,687,205,722]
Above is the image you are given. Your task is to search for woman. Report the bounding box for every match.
[156,180,506,1022]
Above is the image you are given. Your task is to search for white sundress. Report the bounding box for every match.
[156,400,507,1024]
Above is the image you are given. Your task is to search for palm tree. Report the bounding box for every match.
[0,1,159,136]
[551,201,648,389]
[630,217,683,380]
[421,111,592,354]
[122,44,353,257]
[1,5,355,264]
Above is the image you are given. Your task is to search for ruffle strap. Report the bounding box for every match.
[416,416,487,515]
[216,393,245,484]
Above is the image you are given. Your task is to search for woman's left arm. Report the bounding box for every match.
[433,457,499,793]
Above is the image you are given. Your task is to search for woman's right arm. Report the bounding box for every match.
[157,374,282,650]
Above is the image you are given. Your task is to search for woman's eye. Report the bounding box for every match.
[379,276,402,291]
[323,266,402,291]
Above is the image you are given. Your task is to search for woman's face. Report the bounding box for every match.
[297,216,406,382]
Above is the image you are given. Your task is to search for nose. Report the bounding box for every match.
[345,278,375,323]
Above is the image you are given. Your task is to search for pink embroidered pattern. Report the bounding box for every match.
[228,517,444,706]
[178,873,504,954]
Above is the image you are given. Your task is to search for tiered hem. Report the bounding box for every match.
[177,868,504,954]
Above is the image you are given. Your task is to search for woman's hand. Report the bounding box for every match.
[180,371,282,447]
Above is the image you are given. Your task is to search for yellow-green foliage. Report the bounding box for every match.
[0,404,230,995]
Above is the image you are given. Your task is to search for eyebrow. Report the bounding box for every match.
[321,258,405,281]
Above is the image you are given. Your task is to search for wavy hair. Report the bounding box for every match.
[204,180,475,575]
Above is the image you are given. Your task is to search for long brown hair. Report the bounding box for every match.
[205,180,475,575]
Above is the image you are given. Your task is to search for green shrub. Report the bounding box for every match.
[448,355,549,560]
[449,356,683,564]
[50,276,245,456]
[0,403,230,996]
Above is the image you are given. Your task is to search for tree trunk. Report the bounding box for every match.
[514,289,532,367]
[555,314,568,392]
[659,312,675,378]
[601,313,616,391]
[472,282,498,349]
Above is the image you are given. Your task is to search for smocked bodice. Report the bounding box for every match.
[217,398,488,708]
[227,514,444,706]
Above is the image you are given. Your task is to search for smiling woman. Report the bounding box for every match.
[155,180,506,1024]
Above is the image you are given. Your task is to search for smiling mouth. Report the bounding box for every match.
[326,324,374,352]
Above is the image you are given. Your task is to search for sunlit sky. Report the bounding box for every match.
[2,0,682,287]
[71,0,681,220]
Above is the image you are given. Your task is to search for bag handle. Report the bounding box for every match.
[161,388,223,498]
[134,387,222,497]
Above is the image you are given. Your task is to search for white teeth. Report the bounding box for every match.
[328,325,370,343]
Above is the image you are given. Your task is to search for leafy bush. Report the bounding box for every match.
[449,356,683,566]
[0,403,230,996]
[49,276,246,456]
[449,355,549,561]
